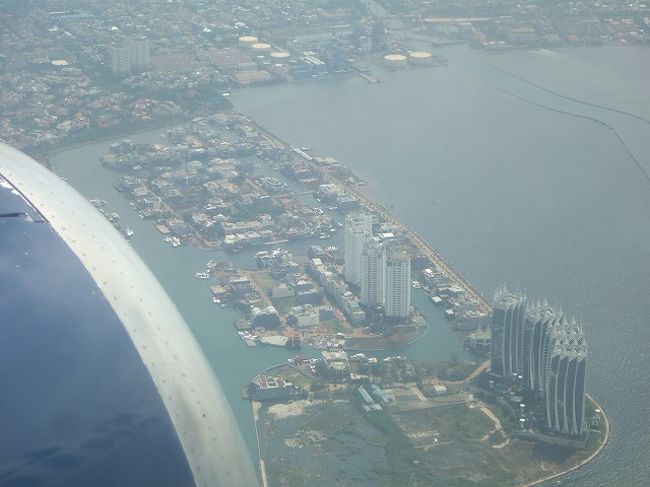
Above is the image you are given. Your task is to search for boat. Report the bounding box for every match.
[125,227,134,238]
[89,199,106,207]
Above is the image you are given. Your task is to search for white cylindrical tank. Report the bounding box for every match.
[409,51,433,65]
[270,51,290,61]
[251,43,272,55]
[383,53,407,68]
[238,36,258,48]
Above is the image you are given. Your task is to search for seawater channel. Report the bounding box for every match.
[53,44,650,485]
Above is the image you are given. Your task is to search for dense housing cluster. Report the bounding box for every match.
[380,0,650,48]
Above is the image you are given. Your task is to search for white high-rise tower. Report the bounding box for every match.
[361,237,385,307]
[127,36,150,69]
[384,246,411,319]
[108,45,131,75]
[344,213,372,286]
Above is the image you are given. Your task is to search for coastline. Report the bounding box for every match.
[248,354,608,487]
[43,98,611,486]
[521,394,610,487]
[36,115,192,165]
[249,119,492,316]
[343,322,430,352]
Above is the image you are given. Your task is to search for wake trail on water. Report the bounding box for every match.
[462,52,650,126]
[498,88,650,186]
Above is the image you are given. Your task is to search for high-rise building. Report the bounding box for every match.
[491,288,587,437]
[491,287,526,378]
[384,246,411,319]
[545,320,587,436]
[360,237,385,307]
[107,36,150,76]
[108,44,131,75]
[127,36,150,69]
[344,213,372,286]
[525,303,563,393]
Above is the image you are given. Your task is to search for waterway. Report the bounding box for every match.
[233,45,650,485]
[50,44,650,485]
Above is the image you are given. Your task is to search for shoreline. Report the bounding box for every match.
[249,119,492,316]
[1,144,259,485]
[37,115,193,165]
[248,355,608,487]
[343,322,429,352]
[43,98,610,485]
[521,394,610,487]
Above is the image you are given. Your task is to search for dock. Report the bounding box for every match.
[358,72,381,83]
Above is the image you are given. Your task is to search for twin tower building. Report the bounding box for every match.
[344,213,411,319]
[491,287,588,436]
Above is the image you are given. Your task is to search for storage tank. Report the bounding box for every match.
[251,43,272,55]
[270,51,291,61]
[383,53,407,68]
[238,36,258,48]
[408,51,433,65]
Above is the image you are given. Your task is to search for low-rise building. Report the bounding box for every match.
[249,375,305,402]
[251,305,281,329]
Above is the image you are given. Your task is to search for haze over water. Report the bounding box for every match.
[233,45,650,485]
[51,45,650,485]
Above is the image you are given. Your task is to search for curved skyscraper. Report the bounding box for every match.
[525,303,564,393]
[491,287,587,437]
[545,319,587,436]
[491,287,526,378]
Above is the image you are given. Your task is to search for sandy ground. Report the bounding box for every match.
[266,399,348,419]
